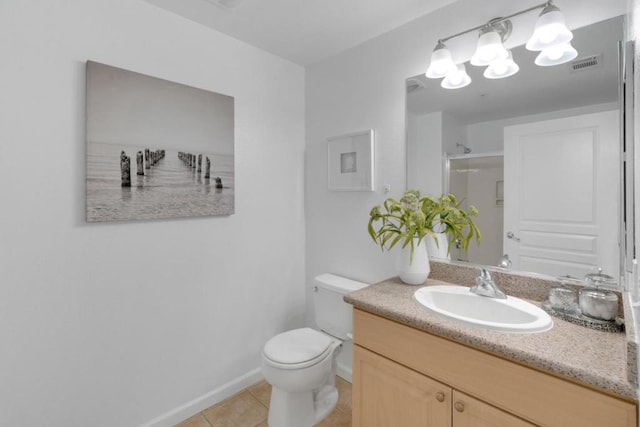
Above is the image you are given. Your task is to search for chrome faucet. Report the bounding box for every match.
[470,268,507,299]
[498,254,512,269]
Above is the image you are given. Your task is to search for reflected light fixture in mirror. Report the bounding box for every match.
[534,43,578,66]
[425,1,575,88]
[442,63,471,89]
[484,50,519,79]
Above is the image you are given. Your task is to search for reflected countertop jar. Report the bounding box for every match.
[579,269,619,321]
[579,287,619,321]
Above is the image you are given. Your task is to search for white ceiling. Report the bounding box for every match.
[144,0,457,66]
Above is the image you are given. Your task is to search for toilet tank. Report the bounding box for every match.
[313,273,369,339]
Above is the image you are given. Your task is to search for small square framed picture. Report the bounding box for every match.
[327,129,374,191]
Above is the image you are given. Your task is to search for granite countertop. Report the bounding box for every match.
[345,270,638,401]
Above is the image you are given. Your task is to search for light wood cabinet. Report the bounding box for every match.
[353,345,451,426]
[352,308,637,427]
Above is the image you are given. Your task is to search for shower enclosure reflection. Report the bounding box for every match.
[446,154,504,266]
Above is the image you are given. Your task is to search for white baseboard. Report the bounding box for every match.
[336,361,353,383]
[138,367,264,427]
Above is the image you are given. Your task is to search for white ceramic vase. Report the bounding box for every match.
[426,232,451,260]
[395,237,431,285]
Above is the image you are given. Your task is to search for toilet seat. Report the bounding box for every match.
[263,328,335,370]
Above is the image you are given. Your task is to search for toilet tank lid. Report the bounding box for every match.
[314,274,369,294]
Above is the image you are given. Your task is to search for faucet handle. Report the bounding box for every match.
[480,268,492,282]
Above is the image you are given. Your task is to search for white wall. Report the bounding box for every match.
[442,112,468,156]
[305,0,626,300]
[407,111,443,196]
[466,102,619,153]
[0,1,305,426]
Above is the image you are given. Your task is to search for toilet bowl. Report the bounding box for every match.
[262,328,342,426]
[261,274,368,427]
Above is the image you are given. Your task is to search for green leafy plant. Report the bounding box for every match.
[368,190,480,262]
[420,193,481,253]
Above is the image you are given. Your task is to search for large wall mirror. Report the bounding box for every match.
[406,14,631,283]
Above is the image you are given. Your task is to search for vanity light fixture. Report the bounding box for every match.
[526,3,573,51]
[426,41,456,78]
[425,1,575,89]
[470,20,511,67]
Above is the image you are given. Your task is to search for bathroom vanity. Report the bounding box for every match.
[345,267,638,427]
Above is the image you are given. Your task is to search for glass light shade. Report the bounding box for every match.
[526,5,573,51]
[484,50,519,79]
[534,42,578,66]
[470,31,508,66]
[426,42,456,79]
[441,64,471,89]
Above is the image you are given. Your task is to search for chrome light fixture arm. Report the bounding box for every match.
[437,1,552,44]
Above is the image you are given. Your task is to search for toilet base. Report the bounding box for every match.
[313,384,339,424]
[268,384,338,427]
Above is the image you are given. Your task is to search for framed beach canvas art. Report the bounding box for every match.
[327,129,374,191]
[85,61,235,222]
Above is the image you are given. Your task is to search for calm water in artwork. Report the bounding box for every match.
[86,142,234,222]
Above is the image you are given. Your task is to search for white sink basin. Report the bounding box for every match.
[414,285,553,333]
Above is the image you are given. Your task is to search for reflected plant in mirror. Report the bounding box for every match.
[406,14,627,281]
[421,193,481,256]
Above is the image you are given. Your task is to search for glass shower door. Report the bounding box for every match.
[447,155,504,266]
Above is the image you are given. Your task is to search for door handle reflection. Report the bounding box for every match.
[506,231,520,242]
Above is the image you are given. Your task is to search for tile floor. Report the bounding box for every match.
[176,376,352,427]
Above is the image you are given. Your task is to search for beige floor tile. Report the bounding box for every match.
[175,413,212,427]
[176,377,352,427]
[247,380,272,408]
[335,377,352,414]
[316,406,352,427]
[202,391,268,427]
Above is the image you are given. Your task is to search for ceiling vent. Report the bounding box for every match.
[570,54,602,72]
[204,0,244,9]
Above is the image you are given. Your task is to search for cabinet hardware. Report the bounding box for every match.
[436,392,445,402]
[454,401,465,412]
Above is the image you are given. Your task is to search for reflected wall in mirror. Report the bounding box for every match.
[406,15,625,281]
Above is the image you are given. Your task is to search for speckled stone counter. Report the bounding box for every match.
[345,266,638,401]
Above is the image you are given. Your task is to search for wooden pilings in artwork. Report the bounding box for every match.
[147,149,165,167]
[178,152,224,190]
[136,151,144,176]
[179,152,199,169]
[120,151,131,187]
[120,148,165,186]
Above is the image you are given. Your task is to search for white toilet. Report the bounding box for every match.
[261,273,368,427]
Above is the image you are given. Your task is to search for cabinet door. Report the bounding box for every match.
[353,345,451,427]
[452,391,536,427]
